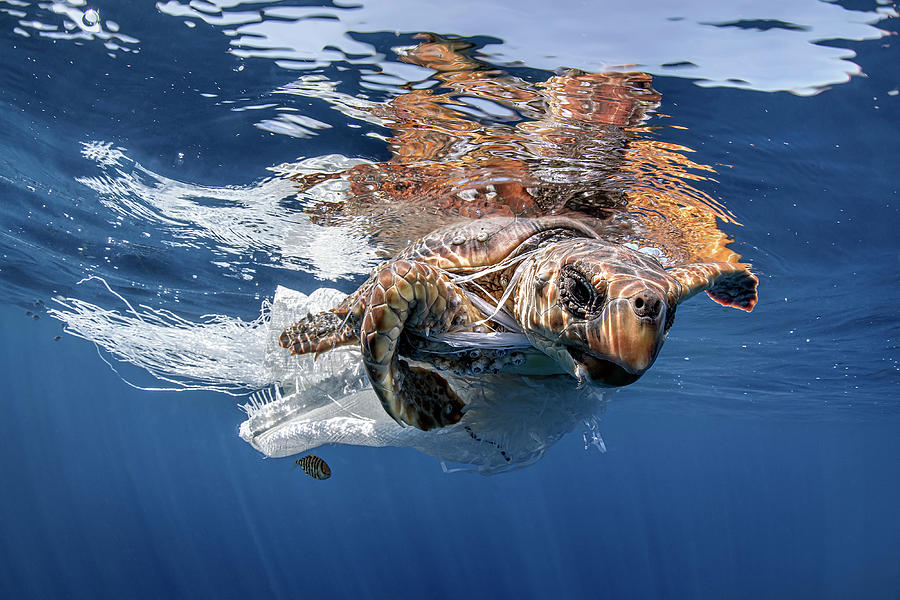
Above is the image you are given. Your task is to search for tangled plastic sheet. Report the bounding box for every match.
[50,282,609,474]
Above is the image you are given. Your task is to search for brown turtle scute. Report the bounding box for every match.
[280,217,758,431]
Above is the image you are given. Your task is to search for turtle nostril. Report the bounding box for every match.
[632,290,662,319]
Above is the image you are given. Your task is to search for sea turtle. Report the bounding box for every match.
[279,216,758,431]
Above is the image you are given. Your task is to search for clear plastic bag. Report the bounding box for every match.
[51,282,609,474]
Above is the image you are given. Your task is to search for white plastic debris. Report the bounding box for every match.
[50,281,610,473]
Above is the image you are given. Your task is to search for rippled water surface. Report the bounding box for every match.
[1,1,899,598]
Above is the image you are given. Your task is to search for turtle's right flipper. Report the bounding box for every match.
[667,262,759,312]
[278,311,358,356]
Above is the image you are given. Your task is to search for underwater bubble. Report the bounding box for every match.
[82,9,99,27]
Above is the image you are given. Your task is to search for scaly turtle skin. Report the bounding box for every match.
[280,217,758,431]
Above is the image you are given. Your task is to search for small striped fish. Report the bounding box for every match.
[294,454,331,480]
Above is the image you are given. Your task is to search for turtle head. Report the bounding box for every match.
[513,239,758,386]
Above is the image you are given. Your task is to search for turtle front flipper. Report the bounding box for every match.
[389,360,465,430]
[667,262,759,311]
[360,259,480,430]
[279,310,358,356]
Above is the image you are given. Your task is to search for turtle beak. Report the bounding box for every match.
[569,291,667,386]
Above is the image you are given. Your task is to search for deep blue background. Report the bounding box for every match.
[1,2,898,598]
[2,307,899,599]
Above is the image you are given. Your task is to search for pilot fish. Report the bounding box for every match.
[294,454,331,480]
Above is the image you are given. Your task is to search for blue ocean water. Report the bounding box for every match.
[1,1,899,598]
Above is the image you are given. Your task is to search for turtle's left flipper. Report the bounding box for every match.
[361,259,482,430]
[391,360,465,430]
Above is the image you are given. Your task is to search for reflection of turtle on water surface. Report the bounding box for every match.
[290,34,740,266]
[280,216,757,431]
[279,35,759,432]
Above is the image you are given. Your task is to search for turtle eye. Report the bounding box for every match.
[559,266,605,319]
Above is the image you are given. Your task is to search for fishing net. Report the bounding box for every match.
[50,280,609,473]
